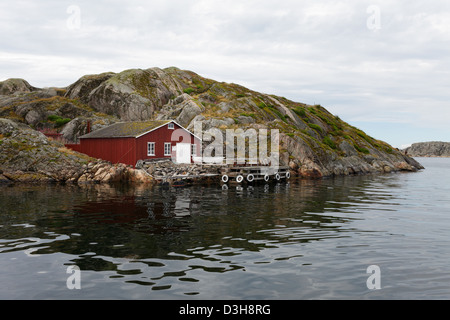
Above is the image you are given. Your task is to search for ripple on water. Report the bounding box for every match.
[1,159,450,299]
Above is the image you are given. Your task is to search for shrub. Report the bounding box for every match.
[354,144,370,154]
[293,106,306,118]
[47,115,61,122]
[356,130,372,144]
[286,133,295,137]
[183,88,195,94]
[47,115,71,127]
[55,118,71,127]
[271,109,287,122]
[308,106,317,115]
[265,105,287,122]
[308,123,322,133]
[323,136,337,149]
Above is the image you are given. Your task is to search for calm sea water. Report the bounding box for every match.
[0,157,449,300]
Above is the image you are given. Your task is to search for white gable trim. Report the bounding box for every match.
[135,120,202,141]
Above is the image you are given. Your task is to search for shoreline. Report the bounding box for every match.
[412,155,450,158]
[0,160,424,186]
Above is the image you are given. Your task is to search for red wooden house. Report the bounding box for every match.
[66,120,201,167]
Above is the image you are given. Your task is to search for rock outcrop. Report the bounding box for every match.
[0,78,38,95]
[404,141,450,157]
[142,159,221,181]
[0,66,424,183]
[65,68,184,121]
[0,119,153,184]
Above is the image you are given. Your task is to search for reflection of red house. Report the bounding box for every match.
[65,120,201,167]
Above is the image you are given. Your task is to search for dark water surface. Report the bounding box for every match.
[1,158,449,300]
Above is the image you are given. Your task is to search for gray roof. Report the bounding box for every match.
[80,120,172,139]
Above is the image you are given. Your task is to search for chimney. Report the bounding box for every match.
[86,120,91,134]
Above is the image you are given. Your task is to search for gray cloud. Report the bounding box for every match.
[1,0,449,147]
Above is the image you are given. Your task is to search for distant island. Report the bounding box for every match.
[404,141,450,157]
[0,67,423,184]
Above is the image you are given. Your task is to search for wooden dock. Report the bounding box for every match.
[151,164,292,187]
[220,166,291,184]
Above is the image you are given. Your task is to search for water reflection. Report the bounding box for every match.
[0,175,400,297]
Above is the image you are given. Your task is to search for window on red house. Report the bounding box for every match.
[164,143,171,156]
[148,142,155,156]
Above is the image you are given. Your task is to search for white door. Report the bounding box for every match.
[176,143,191,164]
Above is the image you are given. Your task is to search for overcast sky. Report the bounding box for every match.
[1,0,449,148]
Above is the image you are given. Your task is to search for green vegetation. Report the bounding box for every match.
[308,106,318,115]
[356,129,373,145]
[240,112,256,118]
[384,146,393,154]
[268,108,287,123]
[258,103,287,123]
[323,136,337,149]
[183,88,195,95]
[293,106,306,118]
[308,123,323,133]
[354,143,370,154]
[47,115,71,127]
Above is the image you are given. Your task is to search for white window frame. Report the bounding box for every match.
[147,142,155,156]
[168,123,174,129]
[191,144,197,156]
[164,142,172,156]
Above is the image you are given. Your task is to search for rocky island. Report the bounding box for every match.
[404,141,450,157]
[0,67,423,184]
